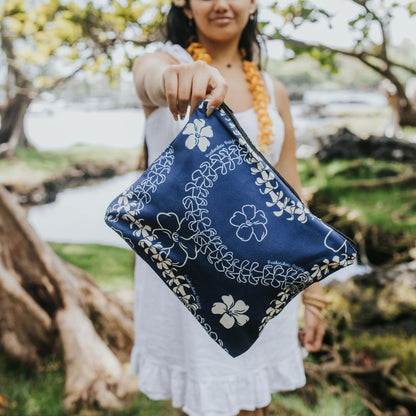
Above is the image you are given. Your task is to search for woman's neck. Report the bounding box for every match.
[196,37,242,69]
[186,40,274,153]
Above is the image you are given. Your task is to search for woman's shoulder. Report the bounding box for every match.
[263,73,289,100]
[263,72,291,114]
[144,41,194,64]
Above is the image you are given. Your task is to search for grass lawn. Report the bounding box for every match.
[49,243,135,291]
[0,350,368,416]
[0,243,370,416]
[0,354,174,416]
[298,158,416,235]
[271,387,368,416]
[0,146,139,187]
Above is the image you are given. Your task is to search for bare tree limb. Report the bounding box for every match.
[350,0,389,60]
[0,28,31,88]
[268,33,416,76]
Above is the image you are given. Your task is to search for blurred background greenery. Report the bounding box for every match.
[0,0,415,415]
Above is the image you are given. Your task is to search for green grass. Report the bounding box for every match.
[0,146,139,185]
[402,125,416,140]
[298,158,416,234]
[328,187,416,233]
[298,158,411,189]
[272,386,369,416]
[0,352,174,416]
[0,350,370,416]
[49,243,135,291]
[0,354,67,416]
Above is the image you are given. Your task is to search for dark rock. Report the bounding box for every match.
[333,163,400,179]
[43,180,60,202]
[316,128,416,162]
[357,261,416,287]
[309,190,415,267]
[376,168,400,178]
[288,90,304,102]
[328,261,416,329]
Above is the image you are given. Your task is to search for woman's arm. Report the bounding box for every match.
[272,78,303,198]
[272,77,326,353]
[132,52,228,119]
[133,52,178,113]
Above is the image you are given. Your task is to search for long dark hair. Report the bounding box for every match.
[166,3,265,68]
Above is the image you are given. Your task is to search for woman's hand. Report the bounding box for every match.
[298,307,325,352]
[162,60,228,120]
[298,283,327,352]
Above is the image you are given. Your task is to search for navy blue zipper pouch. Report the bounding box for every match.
[105,100,357,357]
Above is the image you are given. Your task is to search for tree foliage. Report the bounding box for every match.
[0,0,415,158]
[0,0,164,89]
[0,0,166,156]
[267,0,416,73]
[264,0,416,125]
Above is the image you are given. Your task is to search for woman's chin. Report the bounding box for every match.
[202,28,240,43]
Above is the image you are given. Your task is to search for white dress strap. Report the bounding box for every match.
[151,41,194,64]
[262,72,277,108]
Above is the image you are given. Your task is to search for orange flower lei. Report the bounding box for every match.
[186,42,273,154]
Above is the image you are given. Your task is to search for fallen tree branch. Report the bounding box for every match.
[0,185,135,410]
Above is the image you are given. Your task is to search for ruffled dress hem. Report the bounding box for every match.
[131,346,306,416]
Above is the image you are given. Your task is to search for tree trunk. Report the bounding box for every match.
[398,101,416,127]
[0,93,33,158]
[0,185,135,410]
[381,71,416,128]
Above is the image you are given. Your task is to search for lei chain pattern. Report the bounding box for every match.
[105,101,357,356]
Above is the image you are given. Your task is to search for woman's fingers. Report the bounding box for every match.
[302,308,326,352]
[206,73,228,113]
[162,66,180,120]
[303,327,315,352]
[177,69,193,118]
[162,62,228,119]
[189,72,211,115]
[304,324,324,352]
[196,63,228,114]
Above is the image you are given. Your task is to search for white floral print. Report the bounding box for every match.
[255,170,277,195]
[211,295,250,329]
[152,212,197,266]
[183,119,213,152]
[229,204,268,242]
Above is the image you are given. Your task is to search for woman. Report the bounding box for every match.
[131,1,328,415]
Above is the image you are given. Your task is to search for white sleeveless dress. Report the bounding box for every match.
[131,42,307,416]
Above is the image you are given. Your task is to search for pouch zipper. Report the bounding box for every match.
[218,102,358,250]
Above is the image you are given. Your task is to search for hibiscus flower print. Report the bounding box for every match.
[183,119,213,152]
[229,204,268,242]
[211,295,250,329]
[152,212,197,266]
